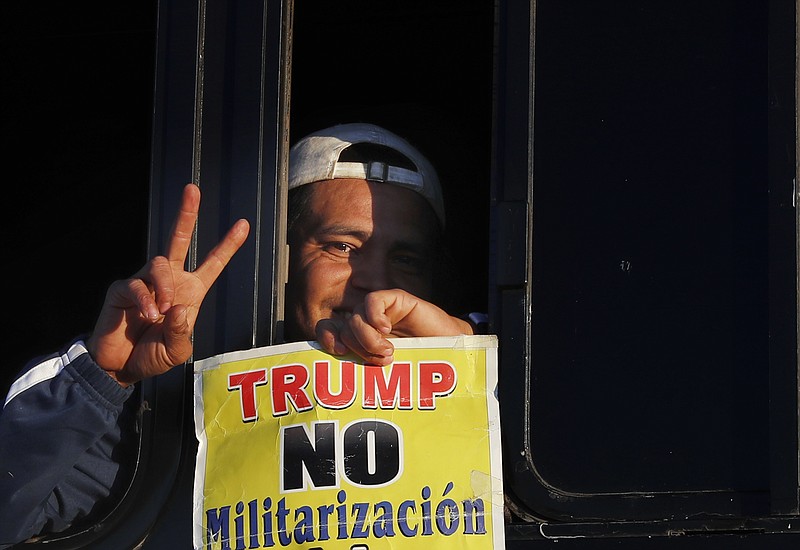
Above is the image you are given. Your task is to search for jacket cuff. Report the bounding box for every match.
[68,340,134,407]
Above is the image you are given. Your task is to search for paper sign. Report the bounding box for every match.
[193,335,504,549]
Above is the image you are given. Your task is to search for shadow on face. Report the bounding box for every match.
[284,179,443,341]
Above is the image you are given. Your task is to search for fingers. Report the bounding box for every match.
[135,256,175,315]
[316,315,395,366]
[161,304,194,366]
[124,277,162,321]
[315,319,349,356]
[117,184,200,320]
[90,184,250,387]
[314,291,416,365]
[164,184,250,288]
[162,182,251,291]
[194,218,250,287]
[362,289,471,337]
[362,291,405,333]
[166,183,202,266]
[122,186,249,320]
[114,304,194,386]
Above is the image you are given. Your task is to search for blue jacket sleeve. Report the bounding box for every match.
[0,339,136,548]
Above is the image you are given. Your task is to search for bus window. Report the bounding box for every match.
[496,0,800,544]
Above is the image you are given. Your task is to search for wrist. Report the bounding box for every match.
[85,334,132,388]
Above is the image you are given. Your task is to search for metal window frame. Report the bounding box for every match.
[22,1,291,548]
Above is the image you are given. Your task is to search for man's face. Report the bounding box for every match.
[284,178,440,341]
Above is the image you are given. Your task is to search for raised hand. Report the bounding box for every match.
[86,183,250,386]
[314,288,473,366]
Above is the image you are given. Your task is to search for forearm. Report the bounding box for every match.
[0,339,135,547]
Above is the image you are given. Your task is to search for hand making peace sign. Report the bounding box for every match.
[86,183,250,386]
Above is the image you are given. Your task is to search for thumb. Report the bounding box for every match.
[163,305,194,366]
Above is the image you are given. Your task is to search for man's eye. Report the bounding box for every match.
[323,242,355,256]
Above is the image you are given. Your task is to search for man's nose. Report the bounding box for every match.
[349,253,391,292]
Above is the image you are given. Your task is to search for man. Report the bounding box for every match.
[0,123,476,546]
[284,123,473,363]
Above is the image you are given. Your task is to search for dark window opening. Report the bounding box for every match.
[289,0,495,320]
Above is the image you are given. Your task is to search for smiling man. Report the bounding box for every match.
[0,122,477,547]
[284,123,473,365]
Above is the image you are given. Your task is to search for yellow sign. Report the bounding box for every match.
[193,335,504,549]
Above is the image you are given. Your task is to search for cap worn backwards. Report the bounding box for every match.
[288,123,445,226]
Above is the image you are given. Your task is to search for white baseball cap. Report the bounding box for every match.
[289,123,445,226]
